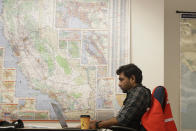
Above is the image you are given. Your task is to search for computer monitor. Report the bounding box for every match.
[51,102,68,128]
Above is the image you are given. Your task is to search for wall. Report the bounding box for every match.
[165,0,196,131]
[131,0,164,91]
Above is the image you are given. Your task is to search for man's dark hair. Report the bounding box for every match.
[116,63,143,84]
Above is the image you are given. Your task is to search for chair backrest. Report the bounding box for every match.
[153,86,166,110]
[141,86,177,131]
[140,86,166,131]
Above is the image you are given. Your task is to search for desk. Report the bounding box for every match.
[0,128,97,131]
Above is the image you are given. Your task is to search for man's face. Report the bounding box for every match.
[118,73,135,93]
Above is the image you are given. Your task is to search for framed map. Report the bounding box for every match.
[0,0,130,120]
[180,17,196,129]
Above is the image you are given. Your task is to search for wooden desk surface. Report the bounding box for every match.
[16,128,97,131]
[0,128,97,131]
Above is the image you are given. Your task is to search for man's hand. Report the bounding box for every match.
[75,124,81,129]
[90,117,118,129]
[89,120,97,129]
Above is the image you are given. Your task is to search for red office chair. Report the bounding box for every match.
[141,86,177,131]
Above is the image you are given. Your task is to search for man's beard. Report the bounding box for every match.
[121,83,132,93]
[121,86,128,93]
[122,89,127,93]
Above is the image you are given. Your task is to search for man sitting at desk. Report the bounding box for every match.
[91,63,151,130]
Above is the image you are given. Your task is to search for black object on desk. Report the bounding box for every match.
[107,126,137,131]
[0,127,15,131]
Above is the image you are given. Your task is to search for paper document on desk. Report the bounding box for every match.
[25,124,54,129]
[0,126,15,128]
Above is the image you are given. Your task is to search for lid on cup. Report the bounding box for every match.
[80,115,90,118]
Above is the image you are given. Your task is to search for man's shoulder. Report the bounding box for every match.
[135,85,151,95]
[136,85,150,91]
[142,86,151,92]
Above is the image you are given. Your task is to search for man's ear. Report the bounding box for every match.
[130,75,136,83]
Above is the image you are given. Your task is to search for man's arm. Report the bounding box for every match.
[98,117,118,128]
[90,117,118,129]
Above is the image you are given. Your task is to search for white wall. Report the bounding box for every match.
[131,0,164,91]
[165,0,196,131]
